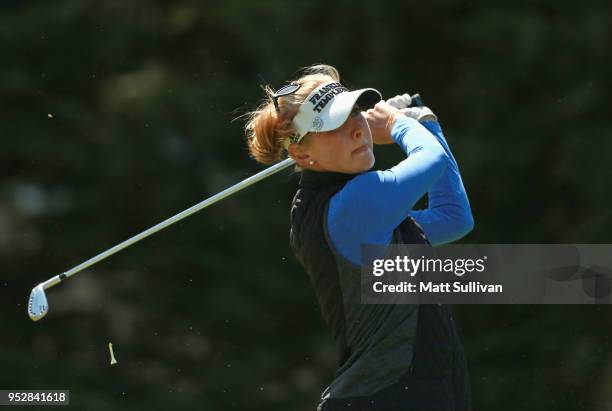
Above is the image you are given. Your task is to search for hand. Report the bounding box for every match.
[399,106,438,122]
[387,93,438,122]
[386,93,412,109]
[365,101,406,145]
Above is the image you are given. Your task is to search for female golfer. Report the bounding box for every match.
[245,65,474,411]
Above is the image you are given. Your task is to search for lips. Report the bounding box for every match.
[352,144,369,154]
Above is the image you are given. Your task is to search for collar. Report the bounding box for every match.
[299,169,358,189]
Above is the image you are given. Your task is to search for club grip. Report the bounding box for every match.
[410,93,424,108]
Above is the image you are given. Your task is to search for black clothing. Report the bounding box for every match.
[289,170,471,411]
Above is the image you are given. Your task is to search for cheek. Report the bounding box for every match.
[309,136,338,163]
[316,133,346,156]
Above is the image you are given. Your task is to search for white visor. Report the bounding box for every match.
[284,81,381,149]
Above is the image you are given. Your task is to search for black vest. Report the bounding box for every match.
[290,170,443,399]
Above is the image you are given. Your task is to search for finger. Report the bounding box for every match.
[386,93,412,109]
[399,106,438,122]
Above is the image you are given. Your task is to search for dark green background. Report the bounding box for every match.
[1,1,611,410]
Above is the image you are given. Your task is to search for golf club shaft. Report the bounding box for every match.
[41,157,296,291]
[39,93,425,292]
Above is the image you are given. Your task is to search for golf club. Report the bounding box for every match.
[27,93,424,321]
[27,157,296,321]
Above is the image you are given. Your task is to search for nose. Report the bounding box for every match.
[350,118,363,141]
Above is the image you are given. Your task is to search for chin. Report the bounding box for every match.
[368,155,375,169]
[366,152,376,168]
[356,154,375,173]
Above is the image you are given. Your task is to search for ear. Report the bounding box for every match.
[287,142,313,169]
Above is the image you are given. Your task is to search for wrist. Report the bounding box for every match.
[390,116,417,138]
[386,112,407,134]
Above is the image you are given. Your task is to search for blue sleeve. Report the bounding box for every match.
[327,116,448,266]
[408,121,474,246]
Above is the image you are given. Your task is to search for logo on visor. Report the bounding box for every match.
[309,83,349,113]
[312,117,324,131]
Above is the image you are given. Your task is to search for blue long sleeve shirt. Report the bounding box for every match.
[327,116,474,266]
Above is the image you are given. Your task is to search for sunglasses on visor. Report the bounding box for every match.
[270,83,301,113]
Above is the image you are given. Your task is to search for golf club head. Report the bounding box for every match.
[28,284,48,321]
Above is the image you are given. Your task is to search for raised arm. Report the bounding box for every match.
[327,116,448,266]
[408,120,474,245]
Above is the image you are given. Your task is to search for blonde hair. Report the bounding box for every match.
[245,64,340,164]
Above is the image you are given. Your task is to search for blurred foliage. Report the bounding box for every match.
[1,1,611,410]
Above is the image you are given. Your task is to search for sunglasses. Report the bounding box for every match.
[271,83,301,113]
